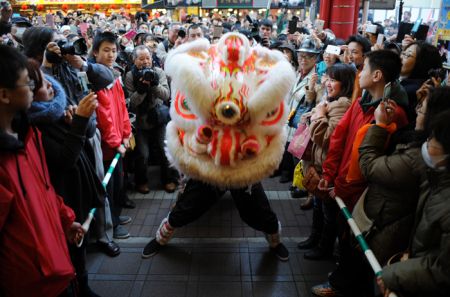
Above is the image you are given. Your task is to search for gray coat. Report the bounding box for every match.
[358,125,427,264]
[381,167,450,297]
[125,67,170,130]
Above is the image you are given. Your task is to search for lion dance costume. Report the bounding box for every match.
[142,33,296,260]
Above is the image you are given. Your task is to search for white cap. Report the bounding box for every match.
[60,25,71,34]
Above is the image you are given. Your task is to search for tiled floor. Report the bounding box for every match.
[87,168,336,297]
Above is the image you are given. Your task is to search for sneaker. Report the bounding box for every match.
[119,215,132,225]
[113,225,130,239]
[311,282,344,297]
[142,238,162,258]
[271,243,289,261]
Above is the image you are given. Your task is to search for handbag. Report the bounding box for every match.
[288,123,312,160]
[302,165,329,200]
[147,103,170,126]
[292,161,306,190]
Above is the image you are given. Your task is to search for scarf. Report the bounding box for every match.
[27,75,67,124]
[346,122,397,183]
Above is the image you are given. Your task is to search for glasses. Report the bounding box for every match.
[299,54,316,60]
[400,52,416,59]
[15,80,35,91]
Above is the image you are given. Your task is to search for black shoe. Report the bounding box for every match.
[97,241,121,257]
[290,188,308,198]
[304,247,333,260]
[142,238,162,258]
[297,236,319,250]
[271,243,289,261]
[279,172,292,183]
[80,286,102,297]
[121,198,136,209]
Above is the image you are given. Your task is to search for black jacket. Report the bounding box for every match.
[37,115,104,221]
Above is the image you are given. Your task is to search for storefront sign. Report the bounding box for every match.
[217,0,253,8]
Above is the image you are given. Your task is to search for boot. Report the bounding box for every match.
[78,273,102,297]
[297,199,323,249]
[304,246,333,260]
[300,195,313,210]
[297,235,320,249]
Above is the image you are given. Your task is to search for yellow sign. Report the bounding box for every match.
[437,29,450,41]
[22,0,142,4]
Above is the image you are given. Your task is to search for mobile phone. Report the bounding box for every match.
[77,72,92,96]
[213,25,223,38]
[325,44,341,55]
[37,16,43,26]
[382,82,392,102]
[288,20,297,34]
[366,24,377,34]
[315,19,325,33]
[79,22,88,36]
[410,18,422,37]
[123,29,137,40]
[376,34,384,45]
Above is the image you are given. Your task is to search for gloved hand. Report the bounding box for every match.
[136,79,148,94]
[150,71,159,87]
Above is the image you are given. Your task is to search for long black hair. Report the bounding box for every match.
[405,41,442,80]
[326,63,356,99]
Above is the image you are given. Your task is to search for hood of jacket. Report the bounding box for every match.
[0,112,30,152]
[27,74,67,124]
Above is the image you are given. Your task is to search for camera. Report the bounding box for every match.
[45,38,88,64]
[57,38,88,56]
[245,15,260,42]
[178,28,186,39]
[138,67,158,83]
[428,68,447,81]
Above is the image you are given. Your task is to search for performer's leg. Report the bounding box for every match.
[230,182,289,261]
[142,179,221,258]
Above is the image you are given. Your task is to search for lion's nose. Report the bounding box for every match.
[216,102,241,125]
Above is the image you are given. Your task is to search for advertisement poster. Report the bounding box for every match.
[436,0,450,65]
[165,0,202,6]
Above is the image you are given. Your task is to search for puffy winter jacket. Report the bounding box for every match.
[96,78,132,160]
[0,117,75,297]
[358,125,427,263]
[382,169,450,297]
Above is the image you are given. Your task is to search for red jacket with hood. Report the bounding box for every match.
[96,78,131,160]
[322,95,408,210]
[0,119,75,297]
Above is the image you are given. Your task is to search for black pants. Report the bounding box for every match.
[328,213,375,297]
[104,158,124,227]
[168,179,279,234]
[134,127,178,186]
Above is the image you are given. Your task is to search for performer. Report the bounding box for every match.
[142,33,296,261]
